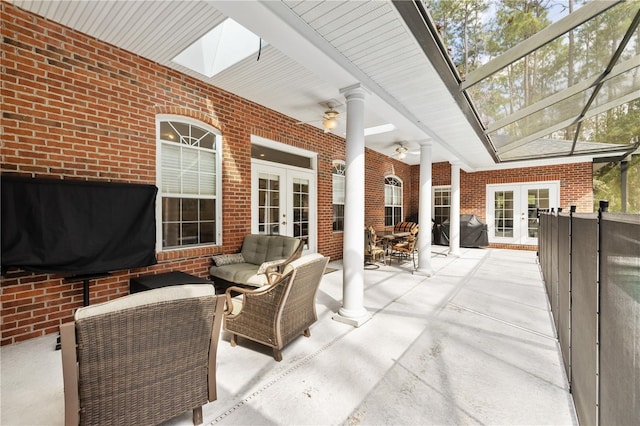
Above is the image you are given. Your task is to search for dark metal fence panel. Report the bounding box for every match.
[571,213,598,426]
[557,213,572,380]
[551,213,559,331]
[599,213,640,425]
[539,213,549,285]
[544,213,552,290]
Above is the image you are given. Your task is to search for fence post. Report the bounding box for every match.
[595,201,608,425]
[568,205,576,391]
[599,200,609,213]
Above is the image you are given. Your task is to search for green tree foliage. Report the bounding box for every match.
[428,0,489,77]
[427,0,640,212]
[594,154,640,214]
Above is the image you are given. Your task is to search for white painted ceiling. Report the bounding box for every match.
[9,0,509,170]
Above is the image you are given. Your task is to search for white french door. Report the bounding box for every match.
[486,182,559,245]
[252,162,316,253]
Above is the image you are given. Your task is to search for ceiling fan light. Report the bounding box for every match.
[395,144,408,159]
[323,117,338,130]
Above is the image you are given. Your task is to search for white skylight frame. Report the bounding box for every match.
[173,18,266,78]
[364,123,396,136]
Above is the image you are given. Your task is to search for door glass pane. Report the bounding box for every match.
[494,191,514,237]
[526,188,550,238]
[292,177,309,249]
[258,173,280,235]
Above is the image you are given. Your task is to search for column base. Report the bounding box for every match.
[414,267,433,277]
[332,310,372,327]
[448,249,461,257]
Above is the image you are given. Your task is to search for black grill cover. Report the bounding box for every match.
[434,214,489,247]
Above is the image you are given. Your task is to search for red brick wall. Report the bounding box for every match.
[0,3,348,344]
[461,163,594,218]
[364,149,413,231]
[414,161,593,248]
[431,162,593,219]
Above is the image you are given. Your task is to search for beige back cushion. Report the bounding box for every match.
[241,234,300,265]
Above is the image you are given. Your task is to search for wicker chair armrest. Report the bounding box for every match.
[60,322,80,426]
[276,240,304,273]
[224,286,248,314]
[225,273,292,321]
[257,259,287,275]
[224,272,286,314]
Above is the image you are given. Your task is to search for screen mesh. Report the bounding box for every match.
[599,213,640,426]
[550,214,559,331]
[557,214,571,378]
[570,213,598,426]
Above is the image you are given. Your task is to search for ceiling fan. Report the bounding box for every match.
[394,144,409,160]
[391,142,419,160]
[296,101,341,133]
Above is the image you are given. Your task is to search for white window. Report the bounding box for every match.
[384,176,403,227]
[157,117,221,249]
[433,186,451,225]
[332,161,345,232]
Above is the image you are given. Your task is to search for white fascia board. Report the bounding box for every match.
[471,155,595,172]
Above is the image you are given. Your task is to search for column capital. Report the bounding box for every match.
[339,83,370,99]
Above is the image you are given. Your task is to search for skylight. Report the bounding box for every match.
[173,18,265,78]
[364,123,396,136]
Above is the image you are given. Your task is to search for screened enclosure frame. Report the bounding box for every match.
[397,0,640,163]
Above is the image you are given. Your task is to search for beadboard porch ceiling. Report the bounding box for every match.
[10,0,499,170]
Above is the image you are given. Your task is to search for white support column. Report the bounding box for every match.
[416,142,433,276]
[333,84,371,327]
[449,162,461,257]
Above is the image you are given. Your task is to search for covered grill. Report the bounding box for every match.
[434,214,489,247]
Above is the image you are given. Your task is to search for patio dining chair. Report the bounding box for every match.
[365,226,386,265]
[60,285,225,426]
[390,225,419,270]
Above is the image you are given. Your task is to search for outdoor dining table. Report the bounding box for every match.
[379,231,412,256]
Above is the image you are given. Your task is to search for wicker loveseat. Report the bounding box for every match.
[209,234,303,291]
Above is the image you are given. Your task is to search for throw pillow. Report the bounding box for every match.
[211,253,245,267]
[257,259,286,275]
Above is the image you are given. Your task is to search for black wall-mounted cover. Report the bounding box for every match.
[1,176,158,276]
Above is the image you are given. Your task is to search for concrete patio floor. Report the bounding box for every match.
[1,247,577,425]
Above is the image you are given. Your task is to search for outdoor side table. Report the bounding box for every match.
[130,271,214,294]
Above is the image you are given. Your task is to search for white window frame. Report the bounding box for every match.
[156,115,222,251]
[433,185,452,225]
[384,175,403,227]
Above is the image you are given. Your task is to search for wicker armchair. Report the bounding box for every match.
[60,285,225,426]
[224,253,329,361]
